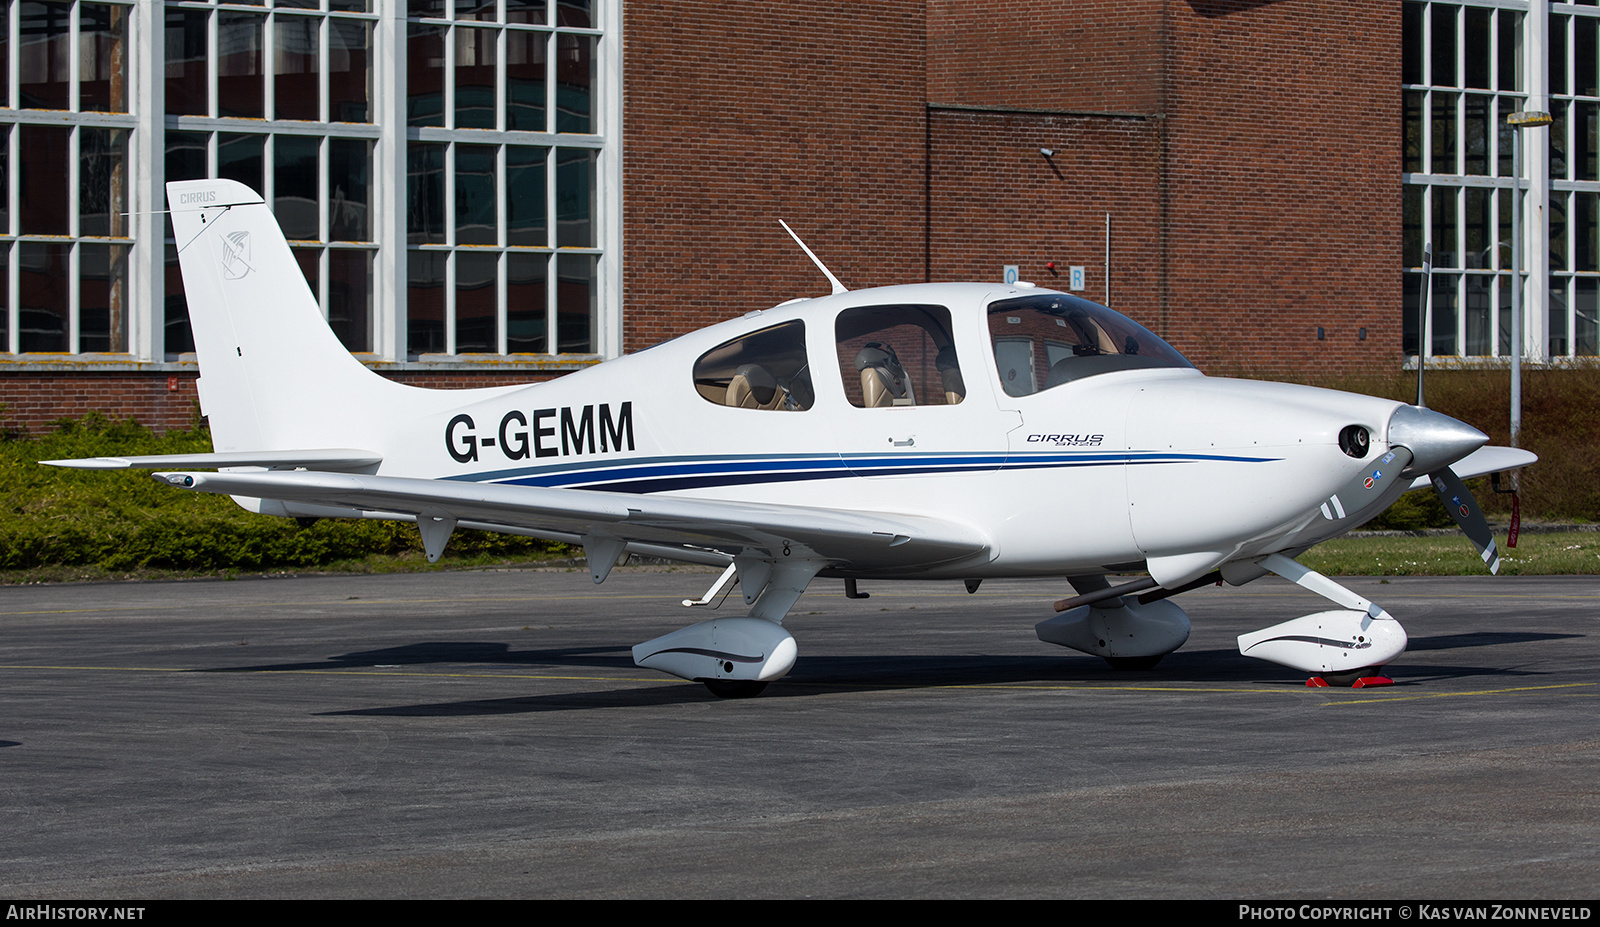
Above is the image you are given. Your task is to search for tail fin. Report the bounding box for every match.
[167,179,402,452]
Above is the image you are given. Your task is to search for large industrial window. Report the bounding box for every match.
[404,0,605,358]
[0,0,617,365]
[161,1,377,358]
[0,0,134,354]
[1546,7,1600,356]
[1403,0,1600,360]
[1402,0,1526,359]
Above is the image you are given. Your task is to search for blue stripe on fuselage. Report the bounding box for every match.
[440,451,1279,494]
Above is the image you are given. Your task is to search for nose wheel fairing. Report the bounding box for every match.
[1238,609,1407,675]
[1235,553,1408,678]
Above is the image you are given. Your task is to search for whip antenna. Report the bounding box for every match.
[779,220,847,295]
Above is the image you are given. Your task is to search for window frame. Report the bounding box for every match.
[401,0,610,359]
[1,0,136,355]
[0,0,622,366]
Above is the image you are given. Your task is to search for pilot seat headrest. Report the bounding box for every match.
[854,341,903,373]
[733,363,778,405]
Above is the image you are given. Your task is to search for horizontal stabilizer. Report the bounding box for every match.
[148,469,990,571]
[44,449,382,472]
[1405,445,1537,490]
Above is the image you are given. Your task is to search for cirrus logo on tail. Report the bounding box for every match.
[218,231,252,280]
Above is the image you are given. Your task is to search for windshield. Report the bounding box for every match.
[988,294,1192,396]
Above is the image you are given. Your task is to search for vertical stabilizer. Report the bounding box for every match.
[166,179,399,452]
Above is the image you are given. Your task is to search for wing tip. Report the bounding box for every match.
[40,457,129,470]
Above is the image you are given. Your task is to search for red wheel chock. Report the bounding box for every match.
[1306,675,1395,688]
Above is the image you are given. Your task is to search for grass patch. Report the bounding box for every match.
[1300,531,1600,576]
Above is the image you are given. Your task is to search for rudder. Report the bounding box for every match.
[167,179,399,452]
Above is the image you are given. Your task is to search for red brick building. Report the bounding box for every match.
[0,1,1444,432]
[627,0,1402,378]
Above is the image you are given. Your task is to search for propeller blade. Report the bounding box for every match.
[1430,467,1500,574]
[1314,446,1414,533]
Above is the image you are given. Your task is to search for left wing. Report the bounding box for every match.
[150,469,991,574]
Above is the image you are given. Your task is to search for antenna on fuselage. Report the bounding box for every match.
[779,220,848,295]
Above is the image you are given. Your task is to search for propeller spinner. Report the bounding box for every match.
[1387,405,1500,573]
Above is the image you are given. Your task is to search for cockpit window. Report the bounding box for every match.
[835,304,964,408]
[989,294,1191,396]
[693,320,813,411]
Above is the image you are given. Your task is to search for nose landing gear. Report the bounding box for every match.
[1237,554,1408,686]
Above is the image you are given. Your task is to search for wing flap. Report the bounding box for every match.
[152,470,990,571]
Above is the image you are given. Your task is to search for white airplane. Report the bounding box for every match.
[49,179,1536,696]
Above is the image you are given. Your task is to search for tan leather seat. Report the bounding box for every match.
[854,342,914,407]
[936,346,964,405]
[726,363,786,410]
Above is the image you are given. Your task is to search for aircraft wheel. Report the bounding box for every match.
[702,679,769,699]
[1104,655,1163,671]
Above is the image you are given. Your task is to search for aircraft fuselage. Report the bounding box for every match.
[289,284,1413,586]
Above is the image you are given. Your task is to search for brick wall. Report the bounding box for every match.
[928,109,1164,337]
[1160,0,1401,376]
[621,1,929,353]
[927,0,1164,115]
[0,368,573,435]
[1,1,1404,433]
[925,0,1401,378]
[0,372,203,434]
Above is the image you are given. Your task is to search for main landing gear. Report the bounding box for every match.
[1036,574,1192,669]
[631,558,823,698]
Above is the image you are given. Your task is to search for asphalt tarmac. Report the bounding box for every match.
[0,567,1595,899]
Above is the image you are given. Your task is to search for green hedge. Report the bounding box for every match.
[0,414,564,571]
